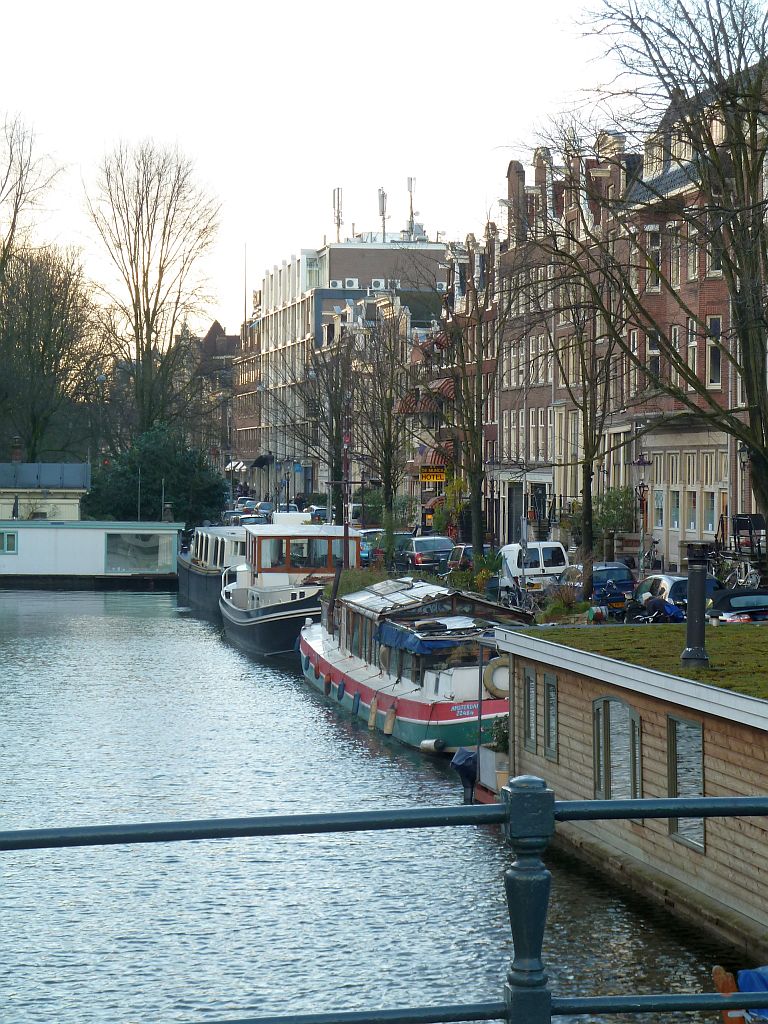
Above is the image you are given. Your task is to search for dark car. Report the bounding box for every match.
[707,588,768,623]
[447,543,492,571]
[393,535,455,573]
[546,562,635,613]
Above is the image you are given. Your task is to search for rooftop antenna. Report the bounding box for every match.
[407,177,415,240]
[378,187,387,243]
[333,187,343,243]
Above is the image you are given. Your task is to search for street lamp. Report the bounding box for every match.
[738,443,750,514]
[635,480,649,572]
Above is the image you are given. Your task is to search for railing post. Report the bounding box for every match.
[502,775,555,1024]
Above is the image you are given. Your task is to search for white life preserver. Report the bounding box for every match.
[483,655,511,699]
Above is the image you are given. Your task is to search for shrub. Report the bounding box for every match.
[491,714,509,753]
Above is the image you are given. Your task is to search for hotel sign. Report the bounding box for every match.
[419,468,446,483]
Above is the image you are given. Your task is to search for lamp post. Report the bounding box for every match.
[738,442,750,514]
[635,480,649,572]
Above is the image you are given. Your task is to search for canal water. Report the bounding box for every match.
[0,590,736,1023]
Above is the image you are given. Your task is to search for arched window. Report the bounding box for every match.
[593,697,642,800]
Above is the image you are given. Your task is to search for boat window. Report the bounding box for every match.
[401,650,414,683]
[105,533,175,574]
[305,538,331,568]
[0,531,17,554]
[668,716,704,849]
[351,614,362,657]
[593,697,642,801]
[260,538,285,568]
[524,667,537,753]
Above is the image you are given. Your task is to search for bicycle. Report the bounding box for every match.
[638,538,661,575]
[723,560,762,589]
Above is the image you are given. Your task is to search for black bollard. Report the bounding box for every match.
[502,776,555,1024]
[681,542,709,669]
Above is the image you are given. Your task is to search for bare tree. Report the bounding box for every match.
[347,295,412,515]
[0,116,53,283]
[539,0,768,517]
[409,226,503,554]
[87,141,220,438]
[0,247,101,460]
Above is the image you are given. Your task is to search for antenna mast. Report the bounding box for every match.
[407,177,415,241]
[378,187,387,243]
[333,187,343,243]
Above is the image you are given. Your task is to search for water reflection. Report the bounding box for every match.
[0,591,735,1022]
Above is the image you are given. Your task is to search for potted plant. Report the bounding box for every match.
[477,713,510,792]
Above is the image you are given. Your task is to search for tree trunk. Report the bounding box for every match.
[470,468,485,554]
[581,462,595,600]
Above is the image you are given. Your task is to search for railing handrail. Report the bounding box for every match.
[7,780,768,1024]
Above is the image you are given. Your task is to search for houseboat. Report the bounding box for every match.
[177,525,247,617]
[219,523,360,657]
[298,577,532,753]
[487,623,768,963]
[0,519,183,589]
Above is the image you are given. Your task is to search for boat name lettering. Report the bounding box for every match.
[451,703,479,716]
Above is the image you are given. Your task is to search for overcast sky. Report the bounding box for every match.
[3,1,610,334]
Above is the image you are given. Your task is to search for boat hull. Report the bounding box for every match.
[220,592,322,656]
[177,555,223,618]
[298,630,506,752]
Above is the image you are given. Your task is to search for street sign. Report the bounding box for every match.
[419,468,446,483]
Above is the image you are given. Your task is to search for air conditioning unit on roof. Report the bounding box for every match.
[370,278,386,290]
[345,277,359,289]
[329,279,343,289]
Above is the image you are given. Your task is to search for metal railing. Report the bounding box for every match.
[4,776,768,1023]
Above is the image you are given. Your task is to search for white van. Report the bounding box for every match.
[499,541,569,591]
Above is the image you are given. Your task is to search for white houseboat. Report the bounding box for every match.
[0,520,183,589]
[178,525,247,616]
[219,523,360,656]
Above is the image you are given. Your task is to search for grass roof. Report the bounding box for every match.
[516,624,768,699]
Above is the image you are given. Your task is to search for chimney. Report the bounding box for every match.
[10,436,23,464]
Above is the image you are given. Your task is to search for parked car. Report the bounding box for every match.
[238,514,271,526]
[234,495,252,510]
[276,503,299,512]
[707,588,768,623]
[447,543,492,571]
[256,501,275,514]
[309,505,329,523]
[626,573,724,621]
[393,535,454,573]
[499,541,569,592]
[546,562,636,614]
[357,528,384,565]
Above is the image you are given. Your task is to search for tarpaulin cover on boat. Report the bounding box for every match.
[374,621,460,655]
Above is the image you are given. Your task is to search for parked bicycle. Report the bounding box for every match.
[499,578,540,614]
[723,560,762,589]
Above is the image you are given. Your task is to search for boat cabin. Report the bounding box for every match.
[192,526,246,571]
[244,524,360,576]
[334,578,530,697]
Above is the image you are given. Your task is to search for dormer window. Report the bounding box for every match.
[644,137,663,179]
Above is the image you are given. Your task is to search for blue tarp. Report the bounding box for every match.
[738,968,768,1018]
[375,621,461,655]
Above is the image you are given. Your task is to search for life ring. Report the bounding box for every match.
[379,646,390,673]
[483,655,511,699]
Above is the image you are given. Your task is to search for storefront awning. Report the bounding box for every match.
[225,461,247,472]
[251,454,275,469]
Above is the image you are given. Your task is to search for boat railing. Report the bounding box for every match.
[4,777,768,1023]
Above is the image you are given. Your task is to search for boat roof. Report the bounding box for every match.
[377,614,490,654]
[342,577,452,615]
[194,526,245,539]
[243,524,361,539]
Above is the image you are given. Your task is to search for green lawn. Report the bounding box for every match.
[517,624,768,699]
